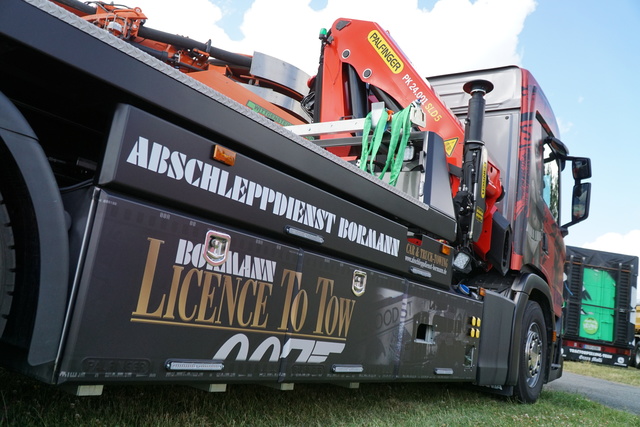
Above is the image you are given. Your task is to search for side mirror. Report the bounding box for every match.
[571,157,591,180]
[562,182,591,230]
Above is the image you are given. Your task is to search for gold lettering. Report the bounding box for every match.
[338,298,356,337]
[132,238,166,318]
[251,281,272,328]
[196,271,218,323]
[278,269,302,331]
[313,277,356,337]
[178,268,201,322]
[162,265,184,320]
[133,245,280,331]
[314,278,334,334]
[215,275,239,325]
[290,290,308,332]
[324,295,339,335]
[237,279,256,327]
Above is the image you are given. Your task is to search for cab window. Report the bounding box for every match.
[542,140,560,221]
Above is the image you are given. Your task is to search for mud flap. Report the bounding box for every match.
[475,290,514,386]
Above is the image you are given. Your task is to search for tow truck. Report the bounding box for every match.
[0,0,591,403]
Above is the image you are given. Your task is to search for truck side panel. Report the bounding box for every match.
[99,105,451,284]
[56,188,482,387]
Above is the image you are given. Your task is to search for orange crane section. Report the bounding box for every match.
[317,19,464,167]
[315,18,502,259]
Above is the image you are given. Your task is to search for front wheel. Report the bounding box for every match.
[514,300,547,403]
[634,341,640,369]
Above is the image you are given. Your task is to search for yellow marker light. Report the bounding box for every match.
[440,244,451,256]
[213,145,236,166]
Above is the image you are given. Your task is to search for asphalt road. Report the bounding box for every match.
[545,371,640,416]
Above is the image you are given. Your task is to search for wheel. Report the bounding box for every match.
[634,341,640,369]
[0,190,15,337]
[514,300,547,403]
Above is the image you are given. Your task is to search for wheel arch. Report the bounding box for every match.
[0,90,69,370]
[506,272,554,387]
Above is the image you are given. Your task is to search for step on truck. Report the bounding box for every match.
[0,0,592,403]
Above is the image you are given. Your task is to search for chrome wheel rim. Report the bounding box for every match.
[524,323,543,388]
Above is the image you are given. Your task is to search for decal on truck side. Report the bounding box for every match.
[367,30,404,74]
[132,236,357,339]
[125,136,339,236]
[100,105,420,276]
[212,334,346,363]
[56,190,480,382]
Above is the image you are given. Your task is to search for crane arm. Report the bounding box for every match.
[313,18,504,262]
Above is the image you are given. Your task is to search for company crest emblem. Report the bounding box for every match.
[352,270,367,296]
[203,230,231,266]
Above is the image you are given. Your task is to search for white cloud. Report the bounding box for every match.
[582,230,640,260]
[556,117,574,135]
[124,0,536,77]
[131,0,227,44]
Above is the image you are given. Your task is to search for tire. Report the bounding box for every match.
[0,190,15,337]
[514,300,547,403]
[634,341,640,369]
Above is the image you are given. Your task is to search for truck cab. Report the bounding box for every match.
[431,66,589,315]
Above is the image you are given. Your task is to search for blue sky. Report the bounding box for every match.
[518,1,640,255]
[131,0,640,259]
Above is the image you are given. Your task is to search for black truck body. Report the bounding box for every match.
[0,0,591,402]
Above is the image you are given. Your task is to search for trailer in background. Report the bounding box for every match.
[635,305,640,367]
[563,246,638,367]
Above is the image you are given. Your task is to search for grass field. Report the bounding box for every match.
[1,364,639,426]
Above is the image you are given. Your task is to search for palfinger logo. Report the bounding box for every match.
[368,30,404,74]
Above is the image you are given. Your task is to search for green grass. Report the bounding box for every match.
[1,368,639,426]
[563,360,640,386]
